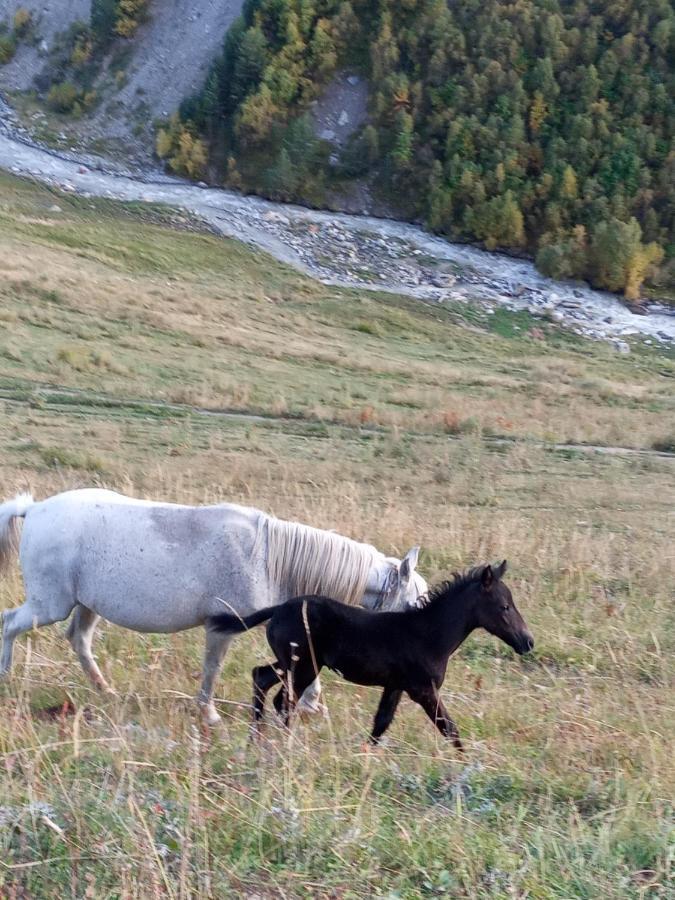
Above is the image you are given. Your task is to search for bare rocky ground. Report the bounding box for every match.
[0,0,243,162]
[2,102,674,350]
[0,0,90,92]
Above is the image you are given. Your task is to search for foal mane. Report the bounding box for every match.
[425,566,487,606]
[260,514,379,606]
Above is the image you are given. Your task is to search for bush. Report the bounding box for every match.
[652,434,675,453]
[46,81,80,113]
[0,34,16,64]
[91,0,118,45]
[12,8,32,37]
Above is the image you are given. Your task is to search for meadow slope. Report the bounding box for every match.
[0,174,674,897]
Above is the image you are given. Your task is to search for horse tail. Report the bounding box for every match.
[209,606,277,634]
[0,493,33,574]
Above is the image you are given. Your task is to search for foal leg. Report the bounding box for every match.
[273,661,318,728]
[252,663,282,725]
[1,596,74,678]
[65,605,112,692]
[369,688,403,744]
[297,676,325,716]
[408,685,464,752]
[198,628,234,726]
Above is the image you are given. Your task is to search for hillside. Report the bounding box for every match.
[0,172,674,896]
[0,0,243,160]
[2,0,674,304]
[168,0,675,301]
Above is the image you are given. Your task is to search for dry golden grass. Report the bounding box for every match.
[1,174,674,451]
[0,173,674,897]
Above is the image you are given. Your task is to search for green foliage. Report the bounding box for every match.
[114,0,149,38]
[0,33,15,64]
[264,114,325,202]
[91,0,148,44]
[174,0,673,298]
[12,8,33,38]
[155,115,208,179]
[46,81,81,113]
[589,218,664,299]
[91,0,118,45]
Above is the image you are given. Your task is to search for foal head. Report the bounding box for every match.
[471,561,534,655]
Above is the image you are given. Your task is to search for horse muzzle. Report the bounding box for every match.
[518,633,535,655]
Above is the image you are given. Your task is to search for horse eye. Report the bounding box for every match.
[501,604,509,612]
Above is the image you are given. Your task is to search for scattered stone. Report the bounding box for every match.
[430,273,456,288]
[48,204,61,213]
[262,211,288,224]
[320,129,336,141]
[197,181,207,188]
[347,75,361,86]
[614,340,630,354]
[338,110,350,127]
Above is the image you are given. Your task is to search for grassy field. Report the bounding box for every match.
[0,173,673,898]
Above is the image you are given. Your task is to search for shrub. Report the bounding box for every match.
[114,0,149,38]
[652,434,675,453]
[46,81,80,113]
[155,116,207,178]
[12,7,32,37]
[0,34,16,64]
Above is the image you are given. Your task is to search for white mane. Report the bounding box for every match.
[261,515,379,606]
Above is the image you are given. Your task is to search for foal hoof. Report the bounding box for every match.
[297,700,328,720]
[360,740,383,755]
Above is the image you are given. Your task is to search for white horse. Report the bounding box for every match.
[0,489,426,724]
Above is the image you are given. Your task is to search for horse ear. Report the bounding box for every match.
[481,565,494,589]
[400,546,420,582]
[496,559,507,579]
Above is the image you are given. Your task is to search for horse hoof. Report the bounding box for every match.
[199,703,222,727]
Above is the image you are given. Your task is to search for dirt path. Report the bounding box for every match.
[1,109,674,348]
[2,383,673,461]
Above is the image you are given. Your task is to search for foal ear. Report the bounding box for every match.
[496,559,508,579]
[481,565,494,589]
[399,546,420,582]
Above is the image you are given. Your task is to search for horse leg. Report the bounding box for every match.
[1,596,74,678]
[369,688,403,744]
[252,663,282,725]
[198,628,234,726]
[408,685,464,752]
[65,605,111,692]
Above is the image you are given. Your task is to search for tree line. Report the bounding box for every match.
[158,0,674,300]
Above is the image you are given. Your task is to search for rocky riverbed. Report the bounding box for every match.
[1,98,673,349]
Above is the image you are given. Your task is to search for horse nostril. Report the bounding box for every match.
[525,635,534,652]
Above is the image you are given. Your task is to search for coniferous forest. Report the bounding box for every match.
[158,0,675,299]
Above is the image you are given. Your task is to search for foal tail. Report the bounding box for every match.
[0,493,33,574]
[210,606,277,634]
